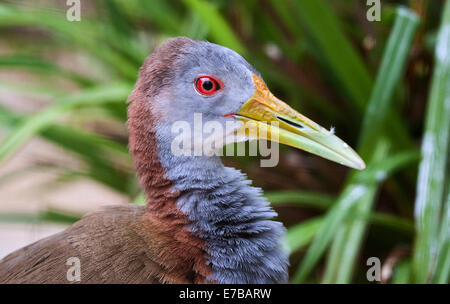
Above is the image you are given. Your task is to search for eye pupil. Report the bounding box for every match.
[202,80,213,91]
[195,75,222,96]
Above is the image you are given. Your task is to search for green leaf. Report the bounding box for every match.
[413,0,450,283]
[294,138,418,282]
[0,3,139,79]
[292,183,369,283]
[265,190,334,209]
[392,259,412,284]
[291,0,414,154]
[358,7,420,157]
[182,0,246,55]
[0,83,132,164]
[433,181,450,283]
[0,55,93,86]
[321,7,419,284]
[291,0,372,108]
[286,217,324,254]
[0,209,80,225]
[132,192,146,205]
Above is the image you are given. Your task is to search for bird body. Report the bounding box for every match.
[1,205,180,283]
[0,37,364,284]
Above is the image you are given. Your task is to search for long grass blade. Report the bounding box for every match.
[413,0,450,283]
[285,217,324,254]
[358,8,420,157]
[433,180,450,283]
[0,3,139,79]
[0,55,93,86]
[292,183,369,283]
[265,191,334,210]
[182,0,246,55]
[0,83,132,163]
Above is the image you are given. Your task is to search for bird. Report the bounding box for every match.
[0,37,365,284]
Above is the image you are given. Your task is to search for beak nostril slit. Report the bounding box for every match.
[276,116,304,129]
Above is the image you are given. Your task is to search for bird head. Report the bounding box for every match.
[129,37,365,170]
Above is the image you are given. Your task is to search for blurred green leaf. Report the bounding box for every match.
[322,8,419,284]
[286,217,324,254]
[292,0,372,108]
[266,190,334,209]
[0,209,80,225]
[358,8,420,157]
[433,181,450,283]
[292,182,369,283]
[0,3,139,79]
[132,192,146,205]
[182,0,246,55]
[392,259,412,284]
[0,55,93,86]
[294,138,419,282]
[0,83,132,164]
[413,0,450,283]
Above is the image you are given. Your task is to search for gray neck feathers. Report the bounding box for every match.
[156,129,289,284]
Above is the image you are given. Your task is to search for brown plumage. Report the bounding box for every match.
[0,38,212,284]
[0,205,207,283]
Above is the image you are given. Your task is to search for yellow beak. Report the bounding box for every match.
[235,74,365,170]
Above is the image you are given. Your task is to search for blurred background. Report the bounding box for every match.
[0,0,448,284]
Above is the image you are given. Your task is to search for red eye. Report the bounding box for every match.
[195,75,222,96]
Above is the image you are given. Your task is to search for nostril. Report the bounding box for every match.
[276,116,304,129]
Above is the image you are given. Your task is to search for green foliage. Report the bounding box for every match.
[321,8,420,284]
[412,1,450,284]
[0,0,448,284]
